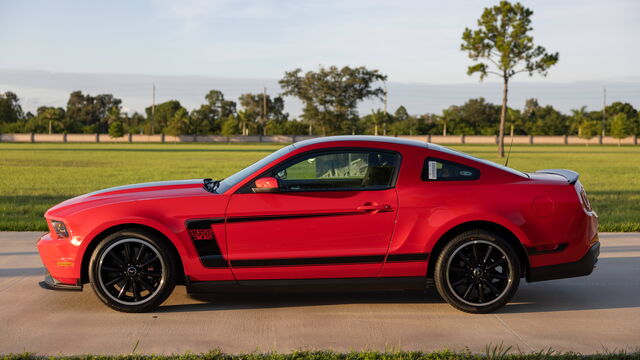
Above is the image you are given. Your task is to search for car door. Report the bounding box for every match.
[225,148,401,280]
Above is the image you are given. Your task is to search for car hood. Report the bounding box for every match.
[46,179,212,217]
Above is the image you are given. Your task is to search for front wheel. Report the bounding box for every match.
[434,230,520,313]
[89,229,177,312]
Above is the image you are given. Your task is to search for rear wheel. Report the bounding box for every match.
[89,229,176,312]
[434,229,520,313]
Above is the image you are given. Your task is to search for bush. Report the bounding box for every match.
[108,121,125,138]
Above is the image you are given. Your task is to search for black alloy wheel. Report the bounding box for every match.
[434,229,520,313]
[89,229,176,312]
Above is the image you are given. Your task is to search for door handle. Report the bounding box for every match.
[357,203,393,214]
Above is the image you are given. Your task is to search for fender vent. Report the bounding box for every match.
[186,219,229,268]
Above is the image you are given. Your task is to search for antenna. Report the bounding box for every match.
[505,132,515,167]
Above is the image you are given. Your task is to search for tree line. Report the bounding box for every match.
[0,89,306,138]
[0,82,638,140]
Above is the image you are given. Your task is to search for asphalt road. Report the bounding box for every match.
[1,232,639,355]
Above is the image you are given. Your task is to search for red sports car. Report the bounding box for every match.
[37,136,599,313]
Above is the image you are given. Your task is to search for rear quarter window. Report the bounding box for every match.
[422,158,480,181]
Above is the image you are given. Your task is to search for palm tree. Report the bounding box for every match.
[570,106,588,136]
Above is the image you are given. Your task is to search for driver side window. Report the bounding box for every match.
[273,150,399,192]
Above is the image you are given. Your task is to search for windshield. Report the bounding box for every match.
[215,145,296,193]
[428,143,529,178]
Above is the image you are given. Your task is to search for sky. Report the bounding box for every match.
[0,0,639,115]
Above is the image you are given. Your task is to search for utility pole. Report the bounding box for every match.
[602,87,607,138]
[373,109,378,136]
[151,84,156,136]
[383,84,388,136]
[262,87,267,136]
[48,120,52,135]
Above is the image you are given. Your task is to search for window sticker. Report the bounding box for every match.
[428,161,438,180]
[422,157,480,181]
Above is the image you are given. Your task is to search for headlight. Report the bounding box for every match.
[51,220,69,238]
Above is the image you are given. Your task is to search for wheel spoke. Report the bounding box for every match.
[487,272,509,280]
[125,242,134,262]
[135,244,146,263]
[108,251,126,267]
[486,258,506,269]
[462,283,474,299]
[471,243,480,264]
[132,280,141,302]
[140,255,159,268]
[456,252,473,267]
[482,246,493,265]
[483,279,500,296]
[143,271,162,278]
[101,266,122,273]
[450,266,468,273]
[117,279,130,299]
[478,283,485,303]
[451,278,466,287]
[104,276,124,288]
[139,277,155,292]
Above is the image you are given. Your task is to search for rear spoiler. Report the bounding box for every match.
[535,169,580,184]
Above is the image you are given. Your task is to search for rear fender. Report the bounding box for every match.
[426,213,532,253]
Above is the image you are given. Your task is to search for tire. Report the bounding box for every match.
[434,229,520,313]
[88,229,177,312]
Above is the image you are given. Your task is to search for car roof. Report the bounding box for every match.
[292,136,528,178]
[293,135,430,149]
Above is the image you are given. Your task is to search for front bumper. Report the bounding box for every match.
[41,269,83,291]
[527,241,600,282]
[37,232,83,287]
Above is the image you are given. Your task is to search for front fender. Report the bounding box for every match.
[81,216,188,256]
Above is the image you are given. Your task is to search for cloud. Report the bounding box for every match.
[151,0,285,34]
[0,0,638,84]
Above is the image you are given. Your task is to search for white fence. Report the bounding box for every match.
[0,133,637,145]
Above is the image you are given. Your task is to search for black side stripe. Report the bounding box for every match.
[230,255,385,267]
[191,210,389,227]
[226,211,368,223]
[387,253,430,262]
[230,253,430,267]
[187,218,225,226]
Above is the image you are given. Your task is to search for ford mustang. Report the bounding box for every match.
[37,136,599,313]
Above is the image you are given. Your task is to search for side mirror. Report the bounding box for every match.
[252,177,279,193]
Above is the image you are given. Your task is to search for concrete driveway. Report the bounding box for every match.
[0,232,638,355]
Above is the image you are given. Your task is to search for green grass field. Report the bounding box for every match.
[0,143,638,232]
